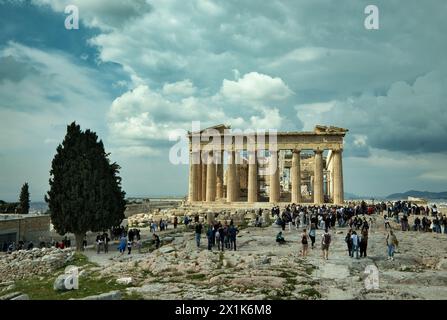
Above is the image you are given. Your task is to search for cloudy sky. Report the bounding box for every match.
[0,0,446,201]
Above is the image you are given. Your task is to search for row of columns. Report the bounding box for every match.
[188,149,344,204]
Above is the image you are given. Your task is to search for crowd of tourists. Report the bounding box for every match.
[192,219,239,252]
[383,201,447,233]
[266,200,445,261]
[1,235,74,253]
[271,203,368,260]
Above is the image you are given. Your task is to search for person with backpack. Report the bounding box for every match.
[301,229,309,257]
[321,228,331,260]
[345,229,353,257]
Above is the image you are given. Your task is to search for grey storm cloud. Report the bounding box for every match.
[0,56,39,83]
[1,0,447,200]
[308,67,447,154]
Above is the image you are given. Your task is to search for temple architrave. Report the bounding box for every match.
[187,124,348,205]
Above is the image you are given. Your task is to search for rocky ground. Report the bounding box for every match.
[83,215,447,300]
[0,247,75,282]
[1,214,446,300]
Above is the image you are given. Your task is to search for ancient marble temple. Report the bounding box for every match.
[187,124,348,205]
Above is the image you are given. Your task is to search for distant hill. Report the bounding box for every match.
[386,190,447,200]
[344,192,366,200]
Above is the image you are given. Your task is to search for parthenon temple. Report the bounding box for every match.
[187,124,348,205]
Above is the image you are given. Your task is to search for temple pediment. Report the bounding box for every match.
[314,125,349,134]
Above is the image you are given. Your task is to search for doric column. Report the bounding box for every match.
[313,149,324,204]
[196,152,202,201]
[310,176,314,196]
[201,154,207,201]
[326,173,331,199]
[332,149,344,204]
[206,152,216,202]
[247,151,257,203]
[269,151,280,203]
[188,150,194,202]
[189,151,201,202]
[291,149,301,204]
[216,150,224,199]
[235,152,241,201]
[226,150,237,202]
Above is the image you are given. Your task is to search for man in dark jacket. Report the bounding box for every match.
[195,222,203,248]
[228,225,239,251]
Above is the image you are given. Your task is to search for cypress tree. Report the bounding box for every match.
[19,182,30,214]
[45,122,126,251]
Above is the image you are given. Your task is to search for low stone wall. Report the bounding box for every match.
[127,206,271,228]
[0,214,51,244]
[0,247,74,282]
[125,199,183,218]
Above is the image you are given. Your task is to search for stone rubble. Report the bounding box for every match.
[127,208,265,228]
[0,247,75,282]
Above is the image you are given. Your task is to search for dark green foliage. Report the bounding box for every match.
[19,182,30,214]
[0,202,19,213]
[45,122,126,249]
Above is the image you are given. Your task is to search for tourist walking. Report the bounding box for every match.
[345,229,353,257]
[360,229,368,258]
[301,229,309,257]
[118,235,126,254]
[309,223,316,249]
[386,230,398,261]
[103,232,110,253]
[321,229,331,260]
[224,224,230,249]
[195,222,203,248]
[228,224,238,250]
[384,215,391,230]
[206,225,213,251]
[217,225,225,251]
[96,233,103,254]
[127,238,132,255]
[351,231,360,259]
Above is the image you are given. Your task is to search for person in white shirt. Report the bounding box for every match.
[351,231,360,259]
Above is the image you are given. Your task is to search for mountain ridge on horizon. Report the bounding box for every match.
[3,189,447,204]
